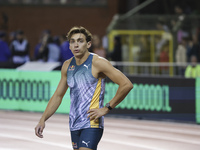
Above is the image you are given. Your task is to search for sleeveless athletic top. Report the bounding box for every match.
[67,53,105,131]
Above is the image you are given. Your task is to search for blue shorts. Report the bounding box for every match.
[70,128,103,150]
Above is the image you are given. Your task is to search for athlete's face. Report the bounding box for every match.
[69,33,91,57]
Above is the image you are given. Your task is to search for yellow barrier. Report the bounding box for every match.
[108,30,174,76]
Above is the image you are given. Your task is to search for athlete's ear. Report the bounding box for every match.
[87,41,92,49]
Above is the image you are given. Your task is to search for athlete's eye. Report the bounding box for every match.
[70,40,75,44]
[79,39,84,43]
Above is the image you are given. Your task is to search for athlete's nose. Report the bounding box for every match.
[74,41,79,47]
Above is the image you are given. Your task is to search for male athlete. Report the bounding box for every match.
[35,26,133,150]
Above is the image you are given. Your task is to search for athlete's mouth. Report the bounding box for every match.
[74,49,80,53]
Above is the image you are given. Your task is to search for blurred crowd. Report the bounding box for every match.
[0,4,200,77]
[0,28,118,70]
[0,29,74,69]
[155,4,200,77]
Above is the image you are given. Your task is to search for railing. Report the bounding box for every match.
[110,61,195,77]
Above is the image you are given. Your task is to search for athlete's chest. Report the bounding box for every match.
[67,62,97,88]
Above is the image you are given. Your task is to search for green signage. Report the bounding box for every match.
[0,69,171,113]
[196,78,200,124]
[0,69,70,113]
[104,83,171,112]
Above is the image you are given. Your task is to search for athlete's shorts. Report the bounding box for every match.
[70,128,103,150]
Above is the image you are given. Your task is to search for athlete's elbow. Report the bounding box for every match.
[128,82,133,91]
[124,80,133,92]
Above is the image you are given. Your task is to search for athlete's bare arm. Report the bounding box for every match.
[88,55,133,121]
[35,59,71,138]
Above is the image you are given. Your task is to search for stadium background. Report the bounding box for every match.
[0,0,200,125]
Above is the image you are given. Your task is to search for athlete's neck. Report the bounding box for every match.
[75,51,90,66]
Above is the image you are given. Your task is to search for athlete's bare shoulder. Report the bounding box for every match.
[61,57,74,74]
[92,53,114,77]
[92,53,109,67]
[92,53,113,69]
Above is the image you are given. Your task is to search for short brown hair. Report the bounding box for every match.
[66,26,92,42]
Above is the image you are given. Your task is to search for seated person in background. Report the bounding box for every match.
[185,55,200,78]
[159,44,169,75]
[0,31,12,68]
[107,36,122,61]
[34,30,51,60]
[10,30,30,68]
[36,35,60,62]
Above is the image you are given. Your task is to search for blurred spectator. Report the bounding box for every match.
[155,19,171,60]
[171,5,191,44]
[34,29,51,60]
[107,36,122,61]
[175,37,187,76]
[185,55,200,78]
[59,34,73,64]
[187,34,200,63]
[159,44,169,75]
[91,34,106,58]
[107,36,122,70]
[10,30,30,68]
[47,37,61,62]
[36,35,60,62]
[0,31,12,68]
[186,37,194,62]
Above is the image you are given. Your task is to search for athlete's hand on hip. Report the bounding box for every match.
[35,121,45,138]
[87,107,109,122]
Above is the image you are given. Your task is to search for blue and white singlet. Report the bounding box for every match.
[67,54,105,131]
